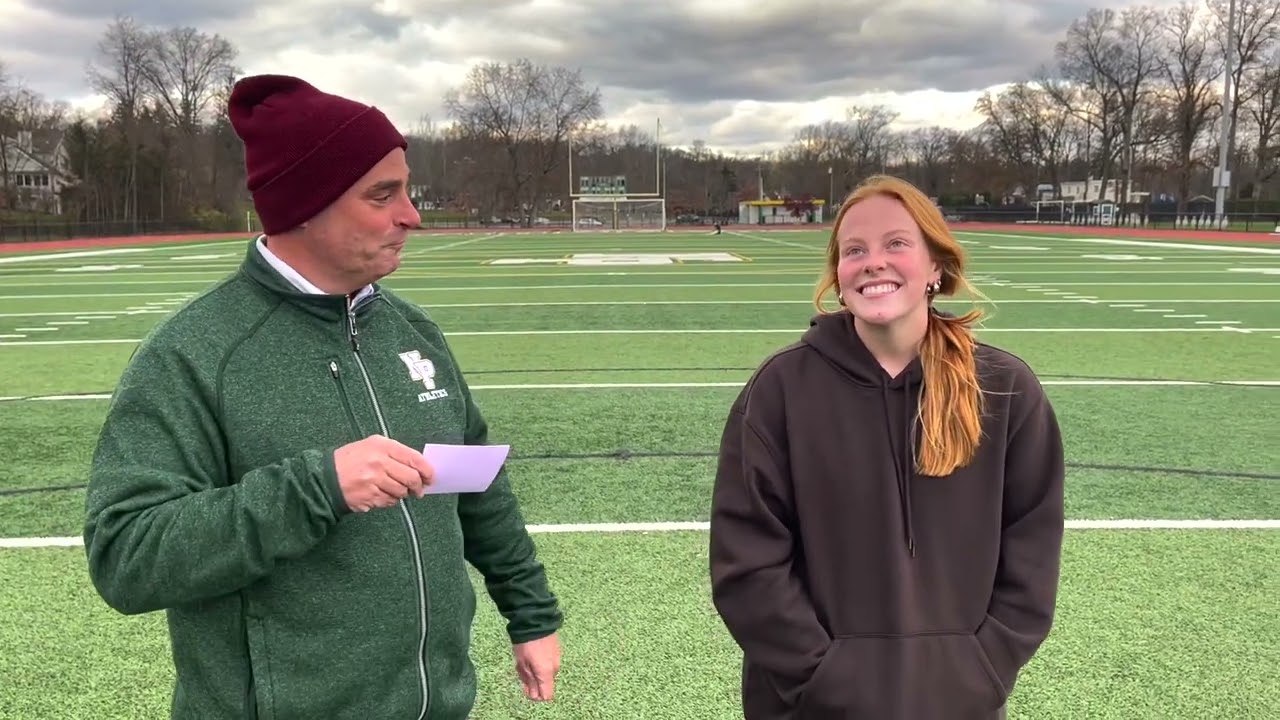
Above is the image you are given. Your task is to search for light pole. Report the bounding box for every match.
[828,166,833,222]
[1213,0,1237,229]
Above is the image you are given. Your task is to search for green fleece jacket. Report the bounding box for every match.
[83,238,562,720]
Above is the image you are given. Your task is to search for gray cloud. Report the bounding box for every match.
[38,0,257,25]
[1,0,1184,154]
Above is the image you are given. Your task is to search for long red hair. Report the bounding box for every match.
[814,175,986,476]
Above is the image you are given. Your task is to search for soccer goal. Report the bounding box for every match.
[572,196,667,232]
[1033,199,1067,224]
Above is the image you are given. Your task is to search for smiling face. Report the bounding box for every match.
[834,192,941,328]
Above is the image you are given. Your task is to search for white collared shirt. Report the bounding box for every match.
[255,236,374,305]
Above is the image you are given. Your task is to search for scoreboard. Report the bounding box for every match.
[578,175,627,196]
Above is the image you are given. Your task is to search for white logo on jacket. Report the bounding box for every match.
[398,350,449,402]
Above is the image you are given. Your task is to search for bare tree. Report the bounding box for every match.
[140,27,237,133]
[976,80,1075,194]
[1053,10,1127,202]
[1207,0,1280,197]
[1111,6,1165,206]
[444,58,602,224]
[86,14,151,226]
[1242,49,1280,195]
[902,127,957,196]
[1160,0,1224,212]
[135,26,238,216]
[789,121,847,164]
[0,60,16,199]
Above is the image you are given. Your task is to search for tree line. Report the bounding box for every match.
[0,0,1277,235]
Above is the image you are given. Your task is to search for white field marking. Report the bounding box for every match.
[11,298,1277,318]
[0,240,245,265]
[0,334,25,339]
[45,321,88,325]
[956,231,1280,256]
[12,327,57,332]
[0,248,150,265]
[6,326,1280,347]
[444,327,1280,336]
[403,233,505,256]
[0,311,146,318]
[1166,314,1208,318]
[168,253,236,261]
[3,518,1278,547]
[1034,283,1274,286]
[725,229,819,251]
[0,270,839,288]
[3,282,1275,301]
[2,378,1277,402]
[985,268,1263,333]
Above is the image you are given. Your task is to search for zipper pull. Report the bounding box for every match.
[347,306,359,352]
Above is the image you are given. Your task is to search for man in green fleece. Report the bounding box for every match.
[82,74,563,720]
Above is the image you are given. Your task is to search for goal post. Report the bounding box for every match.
[572,196,667,232]
[1033,199,1066,224]
[565,117,666,231]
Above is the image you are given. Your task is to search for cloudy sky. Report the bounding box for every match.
[1,0,1181,155]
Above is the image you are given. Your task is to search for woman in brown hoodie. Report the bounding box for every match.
[709,175,1065,719]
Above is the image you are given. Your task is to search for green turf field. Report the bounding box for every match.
[0,227,1277,719]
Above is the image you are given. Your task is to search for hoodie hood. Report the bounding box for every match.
[801,310,924,556]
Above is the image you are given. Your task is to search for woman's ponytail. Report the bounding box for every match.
[916,308,985,476]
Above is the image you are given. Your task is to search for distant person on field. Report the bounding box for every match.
[709,174,1065,719]
[82,74,563,719]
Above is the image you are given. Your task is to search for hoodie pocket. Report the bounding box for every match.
[796,633,1006,719]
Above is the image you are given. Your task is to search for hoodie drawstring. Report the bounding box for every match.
[881,383,918,558]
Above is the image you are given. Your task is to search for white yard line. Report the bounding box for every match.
[2,378,1275,402]
[4,298,1277,318]
[2,282,1274,301]
[975,265,1271,336]
[5,326,1280,347]
[957,231,1280,255]
[3,518,1276,548]
[1,268,1271,289]
[0,240,245,265]
[403,233,505,256]
[0,248,151,265]
[725,229,820,251]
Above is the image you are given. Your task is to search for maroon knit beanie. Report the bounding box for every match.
[228,74,407,234]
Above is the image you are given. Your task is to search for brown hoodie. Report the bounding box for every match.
[709,310,1065,719]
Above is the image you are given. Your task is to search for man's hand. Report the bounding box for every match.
[513,633,561,701]
[333,435,434,512]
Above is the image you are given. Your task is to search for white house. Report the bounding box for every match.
[1,130,76,215]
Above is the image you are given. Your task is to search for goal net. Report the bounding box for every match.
[572,197,667,232]
[1033,199,1067,224]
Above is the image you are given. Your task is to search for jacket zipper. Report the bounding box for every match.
[327,361,362,437]
[346,298,432,720]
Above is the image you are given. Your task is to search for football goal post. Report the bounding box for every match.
[566,118,667,232]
